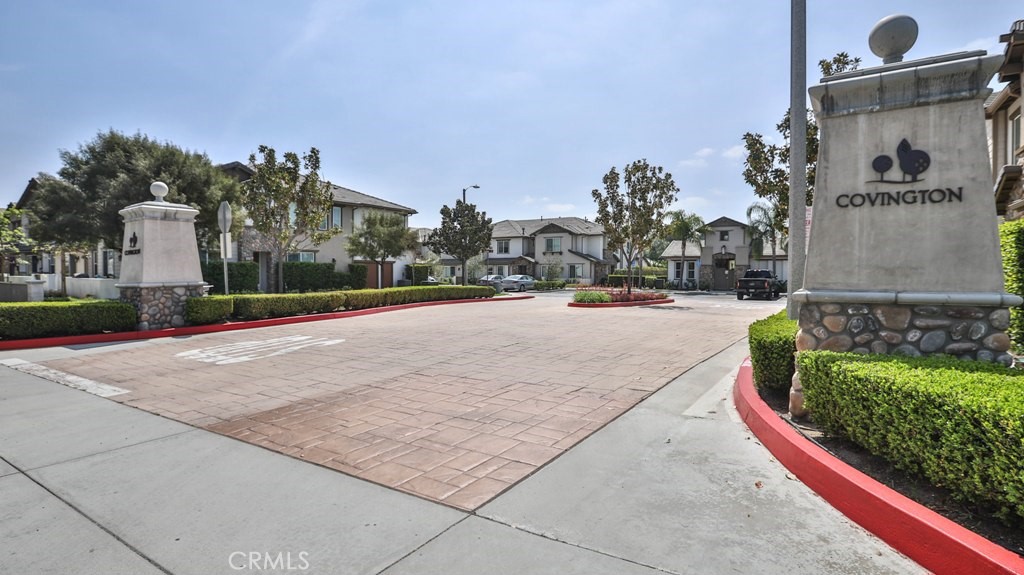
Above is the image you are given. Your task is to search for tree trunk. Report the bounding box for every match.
[770,239,778,276]
[461,258,467,286]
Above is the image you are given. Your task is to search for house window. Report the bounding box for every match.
[568,264,582,279]
[719,231,729,241]
[495,265,506,276]
[287,251,315,262]
[332,206,342,229]
[496,239,510,254]
[517,264,528,275]
[318,214,329,231]
[544,237,561,253]
[1011,111,1022,159]
[443,266,457,277]
[674,261,683,280]
[685,261,696,281]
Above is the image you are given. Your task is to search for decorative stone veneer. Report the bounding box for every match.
[120,284,208,330]
[796,302,1013,366]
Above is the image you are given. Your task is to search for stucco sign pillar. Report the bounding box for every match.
[116,182,208,330]
[790,16,1022,413]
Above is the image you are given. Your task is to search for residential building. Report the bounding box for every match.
[701,216,751,290]
[222,163,417,290]
[990,20,1023,219]
[486,217,613,284]
[659,240,702,288]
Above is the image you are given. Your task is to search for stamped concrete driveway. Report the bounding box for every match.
[23,293,783,510]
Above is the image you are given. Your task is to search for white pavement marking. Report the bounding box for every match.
[175,335,345,365]
[0,359,130,397]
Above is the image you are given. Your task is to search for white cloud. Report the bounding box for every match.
[545,203,575,213]
[722,145,746,159]
[522,195,537,205]
[678,158,707,168]
[695,147,715,158]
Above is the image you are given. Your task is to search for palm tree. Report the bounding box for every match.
[746,200,785,277]
[665,210,705,289]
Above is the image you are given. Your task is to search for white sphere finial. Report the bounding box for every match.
[869,14,918,65]
[150,181,169,202]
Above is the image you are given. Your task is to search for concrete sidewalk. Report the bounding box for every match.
[0,338,923,574]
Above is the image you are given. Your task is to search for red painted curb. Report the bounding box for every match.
[732,359,1024,575]
[567,299,675,308]
[0,295,533,351]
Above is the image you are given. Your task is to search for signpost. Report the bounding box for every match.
[217,201,232,295]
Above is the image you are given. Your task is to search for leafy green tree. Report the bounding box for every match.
[592,159,679,294]
[0,204,33,280]
[664,209,705,287]
[645,237,670,264]
[746,199,785,276]
[347,210,419,289]
[541,253,563,281]
[242,145,339,293]
[425,200,493,286]
[27,130,242,250]
[741,53,860,223]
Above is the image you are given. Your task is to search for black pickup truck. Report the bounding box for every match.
[735,269,782,300]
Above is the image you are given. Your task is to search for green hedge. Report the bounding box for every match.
[348,264,368,290]
[200,261,259,294]
[748,310,798,391]
[534,280,566,291]
[232,292,347,320]
[0,300,136,340]
[344,286,493,310]
[283,262,336,292]
[799,351,1024,523]
[1000,219,1024,353]
[407,264,433,285]
[573,290,612,303]
[185,295,234,325]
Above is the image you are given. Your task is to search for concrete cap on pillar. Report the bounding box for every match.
[869,14,918,65]
[150,181,169,202]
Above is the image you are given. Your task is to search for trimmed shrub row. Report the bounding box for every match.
[0,300,137,340]
[534,280,566,291]
[748,310,798,391]
[233,292,347,320]
[1000,219,1024,354]
[184,295,234,325]
[798,351,1024,523]
[343,286,494,310]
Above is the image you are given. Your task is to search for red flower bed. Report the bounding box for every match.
[576,287,668,303]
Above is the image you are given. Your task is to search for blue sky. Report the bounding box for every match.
[0,1,1019,229]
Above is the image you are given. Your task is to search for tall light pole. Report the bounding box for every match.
[459,184,480,285]
[788,0,806,320]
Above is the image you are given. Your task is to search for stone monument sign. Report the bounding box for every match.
[791,15,1021,409]
[116,182,208,330]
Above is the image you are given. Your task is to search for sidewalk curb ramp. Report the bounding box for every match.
[733,358,1024,575]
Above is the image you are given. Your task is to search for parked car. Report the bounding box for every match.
[501,274,536,291]
[420,276,439,286]
[478,275,504,286]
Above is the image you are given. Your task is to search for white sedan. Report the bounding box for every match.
[501,275,536,291]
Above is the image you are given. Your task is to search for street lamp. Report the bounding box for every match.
[462,184,479,203]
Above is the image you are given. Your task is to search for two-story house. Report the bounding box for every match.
[990,20,1023,219]
[700,216,751,291]
[486,217,612,284]
[222,162,417,291]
